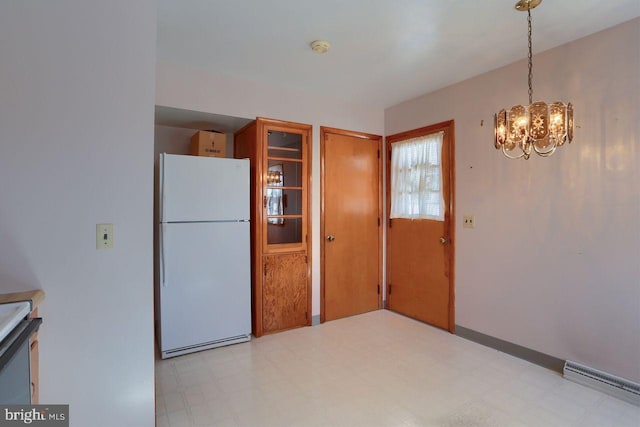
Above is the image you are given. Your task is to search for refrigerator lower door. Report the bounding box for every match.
[159,221,251,358]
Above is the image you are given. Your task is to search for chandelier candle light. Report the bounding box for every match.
[266,170,282,185]
[494,0,574,159]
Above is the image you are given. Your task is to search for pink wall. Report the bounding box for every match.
[0,2,156,425]
[385,19,640,382]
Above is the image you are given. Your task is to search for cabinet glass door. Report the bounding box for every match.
[264,128,306,251]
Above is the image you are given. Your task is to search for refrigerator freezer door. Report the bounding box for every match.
[159,222,251,354]
[160,154,249,222]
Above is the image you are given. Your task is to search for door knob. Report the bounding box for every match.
[326,235,335,241]
[439,236,449,244]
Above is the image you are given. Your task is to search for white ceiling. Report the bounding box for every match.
[155,106,252,132]
[157,0,640,109]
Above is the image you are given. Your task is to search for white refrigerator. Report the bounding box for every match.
[157,153,251,359]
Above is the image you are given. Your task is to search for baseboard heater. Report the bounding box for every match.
[162,334,251,359]
[563,360,640,406]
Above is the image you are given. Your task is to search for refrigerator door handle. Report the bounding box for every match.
[159,154,165,223]
[161,223,167,287]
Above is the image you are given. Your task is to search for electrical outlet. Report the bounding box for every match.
[96,224,114,249]
[463,215,475,228]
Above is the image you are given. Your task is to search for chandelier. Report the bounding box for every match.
[494,0,574,159]
[266,170,282,185]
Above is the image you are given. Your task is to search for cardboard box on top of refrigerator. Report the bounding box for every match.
[190,130,227,158]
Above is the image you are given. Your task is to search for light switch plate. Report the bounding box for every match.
[463,215,475,228]
[96,224,114,249]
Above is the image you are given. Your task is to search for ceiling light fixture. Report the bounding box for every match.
[310,40,331,54]
[266,170,282,185]
[494,0,574,159]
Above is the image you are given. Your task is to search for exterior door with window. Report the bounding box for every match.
[386,121,455,331]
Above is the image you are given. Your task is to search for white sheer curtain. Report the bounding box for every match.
[390,131,444,221]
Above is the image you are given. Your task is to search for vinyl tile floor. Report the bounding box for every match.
[155,310,640,427]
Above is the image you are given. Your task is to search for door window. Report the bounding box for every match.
[390,131,444,221]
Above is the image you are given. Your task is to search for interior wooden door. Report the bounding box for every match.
[263,253,308,332]
[386,121,455,332]
[322,128,382,322]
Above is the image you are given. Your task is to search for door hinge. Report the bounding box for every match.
[377,284,380,294]
[264,263,267,276]
[378,218,380,227]
[389,218,393,228]
[388,284,392,294]
[305,255,308,263]
[377,150,380,159]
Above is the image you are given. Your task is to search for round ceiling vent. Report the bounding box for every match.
[310,40,331,54]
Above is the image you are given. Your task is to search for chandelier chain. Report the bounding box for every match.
[527,8,533,105]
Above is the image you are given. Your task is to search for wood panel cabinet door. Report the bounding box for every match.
[263,253,308,332]
[30,339,39,404]
[29,308,39,404]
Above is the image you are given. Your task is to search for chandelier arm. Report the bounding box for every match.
[501,145,527,159]
[532,139,558,156]
[534,144,558,157]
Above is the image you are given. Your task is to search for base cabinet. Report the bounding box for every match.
[29,308,39,404]
[29,339,38,404]
[0,291,44,404]
[263,253,308,333]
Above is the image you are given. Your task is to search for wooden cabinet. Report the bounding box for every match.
[263,253,308,333]
[30,339,39,403]
[0,291,44,404]
[235,118,312,337]
[29,308,39,404]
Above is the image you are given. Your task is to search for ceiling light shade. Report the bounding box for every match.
[494,0,574,159]
[310,40,331,54]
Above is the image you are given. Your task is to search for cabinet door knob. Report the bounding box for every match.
[439,236,448,244]
[326,235,335,241]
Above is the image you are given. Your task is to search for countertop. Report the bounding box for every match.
[0,290,45,311]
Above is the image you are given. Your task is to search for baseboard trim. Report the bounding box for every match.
[455,325,565,374]
[311,315,321,326]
